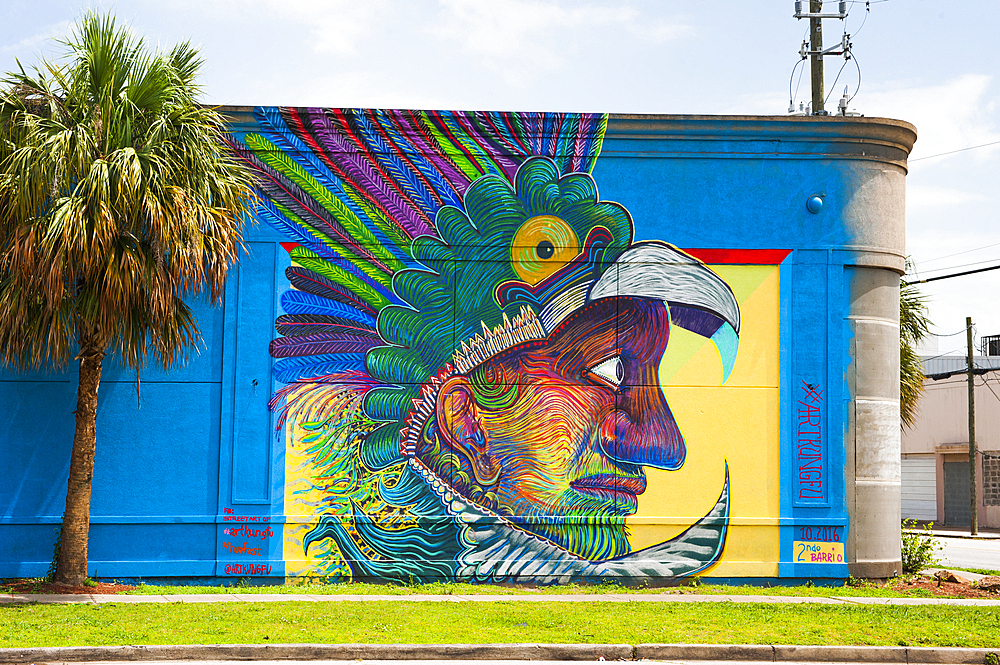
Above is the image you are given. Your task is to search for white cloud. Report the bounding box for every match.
[0,20,71,55]
[715,91,788,116]
[431,0,691,87]
[906,185,988,212]
[287,0,396,56]
[863,74,1000,163]
[718,75,1000,160]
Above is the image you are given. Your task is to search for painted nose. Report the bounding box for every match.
[604,384,686,470]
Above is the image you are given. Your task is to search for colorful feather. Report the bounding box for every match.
[236,108,612,441]
[285,266,379,316]
[279,290,377,326]
[275,314,379,339]
[270,334,381,358]
[273,354,368,384]
[247,133,402,270]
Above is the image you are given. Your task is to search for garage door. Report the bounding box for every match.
[901,456,937,521]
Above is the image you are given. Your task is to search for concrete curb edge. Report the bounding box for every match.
[1,643,998,663]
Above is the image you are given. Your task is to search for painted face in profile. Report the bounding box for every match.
[432,296,685,561]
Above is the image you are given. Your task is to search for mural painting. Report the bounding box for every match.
[0,108,915,582]
[233,109,778,583]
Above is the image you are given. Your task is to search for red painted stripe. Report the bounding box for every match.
[681,248,792,265]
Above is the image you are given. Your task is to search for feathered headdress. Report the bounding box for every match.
[232,106,738,479]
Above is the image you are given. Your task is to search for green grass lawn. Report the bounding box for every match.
[951,567,1000,576]
[2,601,998,648]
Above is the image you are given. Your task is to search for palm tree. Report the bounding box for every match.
[901,263,931,429]
[0,12,255,586]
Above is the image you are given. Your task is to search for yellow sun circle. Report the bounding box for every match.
[510,215,580,285]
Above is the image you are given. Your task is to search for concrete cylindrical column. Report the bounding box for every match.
[848,267,902,578]
[841,132,912,578]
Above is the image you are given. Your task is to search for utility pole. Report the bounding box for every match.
[966,316,978,535]
[793,1,850,115]
[810,0,825,114]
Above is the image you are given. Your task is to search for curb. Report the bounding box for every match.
[0,643,631,662]
[1,643,999,663]
[4,593,1000,606]
[636,645,999,663]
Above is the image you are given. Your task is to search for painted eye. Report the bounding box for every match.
[510,215,580,285]
[588,355,625,389]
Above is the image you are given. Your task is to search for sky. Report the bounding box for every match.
[2,0,998,356]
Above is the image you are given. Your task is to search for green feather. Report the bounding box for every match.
[273,201,395,292]
[588,115,609,174]
[290,246,392,311]
[245,133,404,273]
[336,179,412,253]
[440,114,506,178]
[418,114,484,182]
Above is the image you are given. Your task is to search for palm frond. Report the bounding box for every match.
[900,259,932,429]
[0,10,256,371]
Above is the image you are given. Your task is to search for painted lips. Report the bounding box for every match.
[570,473,646,499]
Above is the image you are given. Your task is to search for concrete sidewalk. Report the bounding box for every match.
[1,643,999,663]
[907,526,1000,540]
[3,591,1000,606]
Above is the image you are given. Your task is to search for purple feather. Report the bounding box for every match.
[270,334,381,358]
[285,266,377,316]
[305,109,423,242]
[450,113,520,181]
[275,314,379,338]
[396,111,474,197]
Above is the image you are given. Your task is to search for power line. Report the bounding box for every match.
[846,0,870,39]
[848,50,861,103]
[788,58,807,109]
[903,263,1000,285]
[825,58,851,106]
[914,256,1000,277]
[976,373,1000,408]
[919,241,1000,266]
[910,140,1000,163]
[920,346,972,364]
[928,328,975,338]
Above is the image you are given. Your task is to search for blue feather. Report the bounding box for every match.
[255,109,417,267]
[257,205,399,301]
[356,112,439,221]
[258,112,417,268]
[378,113,464,209]
[280,290,378,327]
[273,354,368,383]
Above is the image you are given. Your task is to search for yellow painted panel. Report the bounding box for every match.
[661,265,779,388]
[706,525,782,577]
[630,387,780,552]
[283,421,338,577]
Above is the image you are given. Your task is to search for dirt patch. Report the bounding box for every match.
[1,579,136,595]
[885,574,1000,599]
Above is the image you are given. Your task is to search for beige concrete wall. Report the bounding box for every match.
[902,374,1000,455]
[901,373,1000,528]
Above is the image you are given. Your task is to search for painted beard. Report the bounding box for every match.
[413,297,679,563]
[511,513,633,562]
[412,384,644,561]
[474,374,647,562]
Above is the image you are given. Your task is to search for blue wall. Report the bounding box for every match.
[0,110,912,583]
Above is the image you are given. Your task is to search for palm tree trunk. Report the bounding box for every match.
[53,346,104,586]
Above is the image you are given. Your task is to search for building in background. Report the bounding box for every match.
[901,355,1000,529]
[1,110,915,583]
